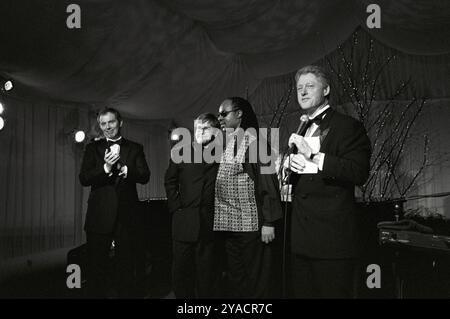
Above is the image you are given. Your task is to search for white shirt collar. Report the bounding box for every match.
[309,104,330,121]
[106,136,122,142]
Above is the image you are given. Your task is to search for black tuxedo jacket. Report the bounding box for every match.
[290,109,371,258]
[164,143,219,242]
[79,138,150,234]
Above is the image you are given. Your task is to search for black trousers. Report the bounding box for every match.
[86,222,141,298]
[291,254,356,298]
[172,238,220,298]
[221,231,273,298]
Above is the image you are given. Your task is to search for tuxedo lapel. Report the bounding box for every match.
[119,138,131,165]
[320,128,330,145]
[96,138,109,157]
[318,109,335,152]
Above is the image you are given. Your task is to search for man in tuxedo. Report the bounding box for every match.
[79,107,150,298]
[284,65,371,298]
[164,113,221,298]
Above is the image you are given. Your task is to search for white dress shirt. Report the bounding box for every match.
[305,104,330,171]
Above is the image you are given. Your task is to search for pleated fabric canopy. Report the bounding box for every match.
[0,0,449,121]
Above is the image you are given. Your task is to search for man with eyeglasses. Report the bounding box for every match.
[214,97,282,298]
[283,65,371,298]
[165,113,222,298]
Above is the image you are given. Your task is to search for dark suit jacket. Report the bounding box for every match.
[79,138,150,234]
[290,109,371,258]
[241,142,283,228]
[164,143,219,242]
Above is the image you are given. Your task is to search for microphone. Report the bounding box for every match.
[287,114,310,154]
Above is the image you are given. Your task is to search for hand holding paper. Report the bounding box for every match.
[288,134,319,158]
[285,135,321,174]
[109,143,120,155]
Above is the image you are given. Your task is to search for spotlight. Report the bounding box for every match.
[170,132,180,141]
[74,130,86,143]
[3,80,13,92]
[0,117,4,130]
[0,102,3,114]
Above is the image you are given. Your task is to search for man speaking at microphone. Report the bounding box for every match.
[79,107,150,298]
[283,65,371,298]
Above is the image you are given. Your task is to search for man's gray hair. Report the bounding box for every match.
[294,65,331,88]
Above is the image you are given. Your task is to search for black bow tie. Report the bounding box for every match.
[106,138,123,145]
[107,138,123,146]
[309,109,330,126]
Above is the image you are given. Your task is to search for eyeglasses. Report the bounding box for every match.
[218,108,240,118]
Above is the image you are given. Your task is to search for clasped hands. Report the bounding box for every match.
[104,149,127,178]
[283,133,313,174]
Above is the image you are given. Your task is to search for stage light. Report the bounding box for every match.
[0,117,4,130]
[0,102,4,114]
[74,130,86,143]
[170,132,180,141]
[3,80,13,92]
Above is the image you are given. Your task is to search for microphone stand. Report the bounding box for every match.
[279,116,309,297]
[279,146,295,298]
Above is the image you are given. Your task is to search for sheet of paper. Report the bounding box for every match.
[298,136,320,174]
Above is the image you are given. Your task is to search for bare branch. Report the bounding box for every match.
[389,99,426,174]
[362,38,374,107]
[401,135,430,196]
[326,55,357,109]
[276,84,294,127]
[368,55,396,111]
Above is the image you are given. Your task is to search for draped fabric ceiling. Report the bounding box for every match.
[1,0,449,124]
